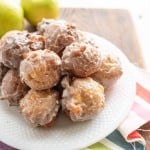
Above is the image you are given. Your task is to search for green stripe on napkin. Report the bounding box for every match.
[88,142,111,150]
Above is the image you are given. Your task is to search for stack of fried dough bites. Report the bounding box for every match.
[0,19,123,127]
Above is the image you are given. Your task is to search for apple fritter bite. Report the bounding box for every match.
[0,31,45,68]
[19,89,60,127]
[61,77,105,121]
[0,69,29,106]
[38,19,79,54]
[62,41,101,77]
[91,54,123,89]
[20,49,61,90]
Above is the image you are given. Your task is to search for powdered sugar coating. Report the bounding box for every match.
[61,77,105,121]
[37,18,55,34]
[0,31,45,68]
[1,69,29,106]
[0,31,30,68]
[91,55,123,89]
[20,50,61,90]
[19,89,60,127]
[62,42,101,77]
[27,32,45,51]
[40,19,79,54]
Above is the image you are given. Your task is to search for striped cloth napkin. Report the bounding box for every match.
[0,66,150,150]
[86,66,150,150]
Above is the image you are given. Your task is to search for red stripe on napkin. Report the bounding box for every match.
[131,101,150,121]
[127,130,142,139]
[126,82,150,143]
[136,83,150,103]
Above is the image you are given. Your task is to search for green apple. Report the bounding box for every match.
[22,0,59,26]
[0,0,24,37]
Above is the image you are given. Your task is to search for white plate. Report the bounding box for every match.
[0,33,135,150]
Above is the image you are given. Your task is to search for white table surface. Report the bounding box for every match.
[59,0,150,72]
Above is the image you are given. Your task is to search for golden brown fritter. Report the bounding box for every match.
[0,31,30,68]
[38,19,79,54]
[61,77,105,121]
[1,69,29,106]
[76,30,99,48]
[26,32,45,51]
[61,42,101,77]
[91,55,123,89]
[20,50,61,90]
[0,63,9,84]
[37,18,55,34]
[0,31,45,68]
[19,89,60,127]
